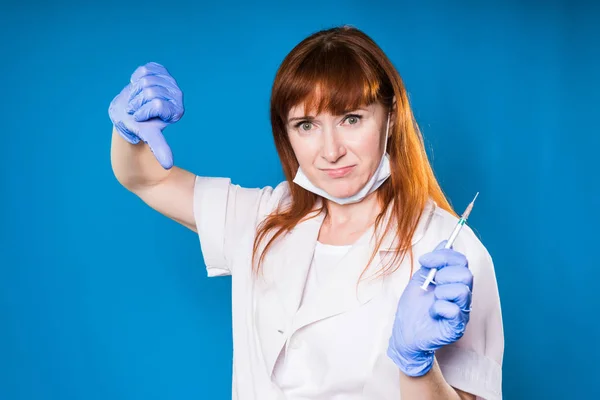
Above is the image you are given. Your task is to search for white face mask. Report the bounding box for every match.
[292,113,391,205]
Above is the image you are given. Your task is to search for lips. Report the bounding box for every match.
[322,165,355,178]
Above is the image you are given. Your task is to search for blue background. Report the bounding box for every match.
[1,0,598,399]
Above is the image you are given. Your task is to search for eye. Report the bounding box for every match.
[301,122,313,131]
[294,120,314,132]
[343,114,362,125]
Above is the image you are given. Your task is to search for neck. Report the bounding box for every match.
[323,190,382,228]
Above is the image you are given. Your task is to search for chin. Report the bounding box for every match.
[320,180,361,199]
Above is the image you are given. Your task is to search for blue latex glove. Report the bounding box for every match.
[387,241,473,377]
[108,62,184,169]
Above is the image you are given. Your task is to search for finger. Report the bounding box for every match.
[434,283,472,311]
[434,266,473,289]
[413,241,448,284]
[130,62,176,85]
[127,86,176,115]
[429,300,461,320]
[136,127,174,169]
[129,75,179,101]
[133,98,182,123]
[418,249,468,270]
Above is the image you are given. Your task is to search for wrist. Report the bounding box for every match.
[387,345,435,377]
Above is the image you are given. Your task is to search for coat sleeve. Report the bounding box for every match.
[436,238,504,400]
[192,176,288,277]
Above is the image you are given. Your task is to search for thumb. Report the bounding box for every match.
[435,240,448,250]
[137,126,173,169]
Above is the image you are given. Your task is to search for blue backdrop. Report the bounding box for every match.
[1,0,598,399]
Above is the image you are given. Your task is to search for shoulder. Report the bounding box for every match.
[269,180,293,207]
[195,176,291,213]
[424,202,495,273]
[254,180,292,217]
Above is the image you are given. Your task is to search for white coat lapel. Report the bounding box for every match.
[274,209,325,321]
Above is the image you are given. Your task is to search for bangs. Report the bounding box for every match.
[279,44,384,118]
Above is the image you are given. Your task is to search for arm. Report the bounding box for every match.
[108,62,197,232]
[110,127,197,231]
[399,359,475,400]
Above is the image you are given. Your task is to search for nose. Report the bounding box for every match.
[320,128,346,163]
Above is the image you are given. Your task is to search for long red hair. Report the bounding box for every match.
[252,26,456,279]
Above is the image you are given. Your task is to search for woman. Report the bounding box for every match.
[109,26,503,400]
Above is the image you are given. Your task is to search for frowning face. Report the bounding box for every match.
[287,102,389,199]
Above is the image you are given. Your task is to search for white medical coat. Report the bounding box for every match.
[193,176,504,400]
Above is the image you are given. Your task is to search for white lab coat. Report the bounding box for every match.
[193,176,504,400]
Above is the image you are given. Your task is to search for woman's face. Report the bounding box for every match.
[287,102,389,199]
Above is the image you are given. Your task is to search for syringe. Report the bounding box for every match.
[420,192,479,291]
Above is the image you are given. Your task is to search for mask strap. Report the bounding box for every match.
[383,112,391,155]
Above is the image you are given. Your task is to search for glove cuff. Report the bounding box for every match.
[114,122,141,145]
[386,346,435,377]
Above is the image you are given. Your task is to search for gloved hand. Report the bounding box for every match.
[387,240,473,377]
[108,62,184,169]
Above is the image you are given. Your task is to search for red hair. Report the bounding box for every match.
[252,26,456,279]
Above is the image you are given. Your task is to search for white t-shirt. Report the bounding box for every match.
[192,176,504,400]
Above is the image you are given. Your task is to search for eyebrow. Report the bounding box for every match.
[287,108,369,123]
[288,116,314,123]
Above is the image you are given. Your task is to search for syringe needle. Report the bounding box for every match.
[461,192,479,220]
